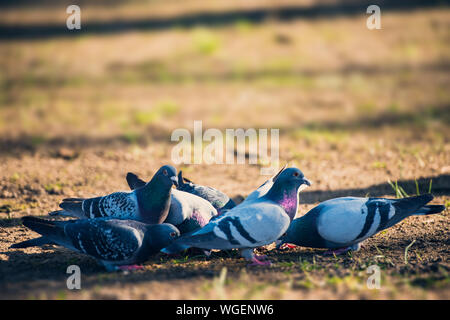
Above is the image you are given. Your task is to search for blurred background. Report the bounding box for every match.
[0,0,449,299]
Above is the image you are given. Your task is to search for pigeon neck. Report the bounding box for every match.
[265,183,299,220]
[286,214,325,247]
[137,178,171,224]
[136,228,159,262]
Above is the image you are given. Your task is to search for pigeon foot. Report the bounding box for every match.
[248,257,272,267]
[254,254,269,261]
[118,264,144,271]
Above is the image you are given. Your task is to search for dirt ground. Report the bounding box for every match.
[0,0,449,299]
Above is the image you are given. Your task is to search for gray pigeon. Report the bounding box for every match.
[162,167,311,266]
[11,216,180,271]
[279,194,445,255]
[50,165,178,224]
[126,172,218,234]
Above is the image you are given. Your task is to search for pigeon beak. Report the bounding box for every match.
[170,176,179,187]
[302,177,312,187]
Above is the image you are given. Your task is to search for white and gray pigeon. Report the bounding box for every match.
[49,165,178,224]
[278,194,445,255]
[10,216,180,271]
[126,172,218,235]
[161,167,311,266]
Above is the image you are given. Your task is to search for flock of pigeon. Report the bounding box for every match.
[11,165,445,271]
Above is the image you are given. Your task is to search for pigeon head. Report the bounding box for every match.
[135,165,178,224]
[153,165,178,187]
[146,223,181,250]
[271,167,311,190]
[265,167,311,219]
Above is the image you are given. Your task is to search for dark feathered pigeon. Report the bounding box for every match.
[279,194,445,255]
[11,216,180,271]
[162,167,311,266]
[126,172,218,235]
[50,165,178,224]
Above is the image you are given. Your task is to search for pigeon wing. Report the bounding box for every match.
[316,195,434,246]
[94,192,139,219]
[65,219,142,262]
[243,165,287,203]
[315,197,374,245]
[126,172,147,190]
[173,201,289,250]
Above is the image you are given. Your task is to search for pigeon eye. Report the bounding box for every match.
[170,232,177,237]
[163,169,168,176]
[293,172,299,177]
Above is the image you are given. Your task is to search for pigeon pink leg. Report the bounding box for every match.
[279,243,297,250]
[254,254,269,261]
[118,265,144,271]
[248,257,272,267]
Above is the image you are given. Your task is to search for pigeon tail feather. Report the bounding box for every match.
[59,200,85,217]
[393,194,433,213]
[21,216,66,240]
[413,204,445,215]
[48,209,73,217]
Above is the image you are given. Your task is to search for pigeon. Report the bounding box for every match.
[50,165,178,224]
[10,216,180,271]
[126,172,218,234]
[278,194,445,255]
[242,164,287,203]
[161,167,311,266]
[127,170,234,215]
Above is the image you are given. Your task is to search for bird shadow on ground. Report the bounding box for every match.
[0,217,24,228]
[107,60,450,85]
[0,248,240,297]
[0,125,171,158]
[232,174,450,205]
[1,228,447,298]
[0,0,447,40]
